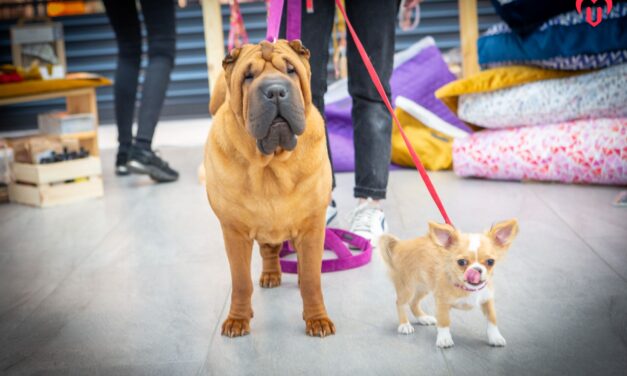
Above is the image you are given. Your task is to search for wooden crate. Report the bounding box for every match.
[9,156,103,207]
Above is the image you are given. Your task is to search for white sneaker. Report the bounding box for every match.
[348,198,388,246]
[326,200,338,225]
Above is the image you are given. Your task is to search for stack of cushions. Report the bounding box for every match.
[479,2,627,70]
[324,37,470,172]
[434,1,627,185]
[436,64,627,185]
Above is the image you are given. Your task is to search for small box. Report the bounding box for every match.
[11,20,66,78]
[39,112,96,135]
[9,156,103,207]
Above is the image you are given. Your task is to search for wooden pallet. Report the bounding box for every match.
[9,156,103,207]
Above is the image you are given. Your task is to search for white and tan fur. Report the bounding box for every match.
[379,220,519,348]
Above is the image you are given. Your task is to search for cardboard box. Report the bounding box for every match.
[38,111,96,135]
[8,135,80,164]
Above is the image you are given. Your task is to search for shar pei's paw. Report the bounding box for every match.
[221,317,250,338]
[259,271,282,288]
[305,317,336,337]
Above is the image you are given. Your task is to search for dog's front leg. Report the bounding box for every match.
[482,299,506,347]
[435,300,454,348]
[294,222,335,337]
[221,225,254,337]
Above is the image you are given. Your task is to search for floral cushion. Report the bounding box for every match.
[453,118,627,185]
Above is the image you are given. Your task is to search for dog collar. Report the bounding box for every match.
[455,281,487,292]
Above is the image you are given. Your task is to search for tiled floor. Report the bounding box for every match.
[1,146,626,375]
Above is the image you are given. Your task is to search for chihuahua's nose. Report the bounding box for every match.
[473,266,483,274]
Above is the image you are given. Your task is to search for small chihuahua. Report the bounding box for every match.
[379,219,518,348]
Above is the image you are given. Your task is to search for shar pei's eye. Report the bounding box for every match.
[244,70,254,81]
[286,63,296,75]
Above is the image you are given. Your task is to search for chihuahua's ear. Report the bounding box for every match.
[428,222,458,249]
[488,219,519,249]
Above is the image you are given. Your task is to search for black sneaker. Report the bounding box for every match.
[115,150,130,176]
[127,147,179,183]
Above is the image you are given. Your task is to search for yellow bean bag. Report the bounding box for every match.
[391,96,470,171]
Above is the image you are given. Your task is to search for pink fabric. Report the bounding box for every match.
[453,118,627,185]
[464,268,481,284]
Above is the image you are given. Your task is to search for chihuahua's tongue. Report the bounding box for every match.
[464,268,481,284]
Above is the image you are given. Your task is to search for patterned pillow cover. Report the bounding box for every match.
[457,64,627,129]
[453,118,627,185]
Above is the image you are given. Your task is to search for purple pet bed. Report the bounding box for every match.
[324,37,470,172]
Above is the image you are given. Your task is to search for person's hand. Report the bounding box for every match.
[399,0,422,31]
[403,0,423,9]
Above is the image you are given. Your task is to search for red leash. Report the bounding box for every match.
[263,0,453,227]
[334,0,453,226]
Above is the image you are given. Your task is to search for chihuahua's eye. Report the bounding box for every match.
[457,259,468,266]
[244,71,254,81]
[486,259,495,266]
[287,64,296,74]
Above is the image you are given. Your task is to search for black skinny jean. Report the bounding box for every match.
[296,0,397,200]
[103,0,176,149]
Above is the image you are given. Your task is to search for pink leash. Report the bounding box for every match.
[265,0,454,273]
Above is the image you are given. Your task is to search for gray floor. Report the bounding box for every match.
[1,147,626,376]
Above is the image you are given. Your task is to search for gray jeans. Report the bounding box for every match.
[297,0,396,200]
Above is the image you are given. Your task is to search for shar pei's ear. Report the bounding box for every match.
[288,40,310,60]
[222,47,241,70]
[221,47,242,83]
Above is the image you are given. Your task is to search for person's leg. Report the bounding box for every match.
[299,0,336,189]
[135,0,177,149]
[126,0,178,183]
[102,0,141,174]
[345,0,397,201]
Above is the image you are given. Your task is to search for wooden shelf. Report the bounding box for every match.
[0,86,100,156]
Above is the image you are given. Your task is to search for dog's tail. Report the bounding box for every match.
[379,234,400,270]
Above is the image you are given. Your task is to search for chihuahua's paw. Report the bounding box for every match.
[221,317,250,338]
[415,315,437,326]
[397,322,415,334]
[436,327,454,348]
[259,271,281,288]
[305,317,336,337]
[487,324,506,347]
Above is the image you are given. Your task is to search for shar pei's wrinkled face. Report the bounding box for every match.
[222,39,312,155]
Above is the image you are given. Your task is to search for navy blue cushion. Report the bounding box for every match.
[490,0,627,35]
[490,0,575,35]
[478,4,627,69]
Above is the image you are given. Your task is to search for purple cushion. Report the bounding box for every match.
[325,37,469,172]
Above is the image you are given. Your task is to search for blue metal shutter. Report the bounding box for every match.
[0,0,497,131]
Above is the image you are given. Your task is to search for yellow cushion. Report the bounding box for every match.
[391,107,453,171]
[434,65,583,113]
